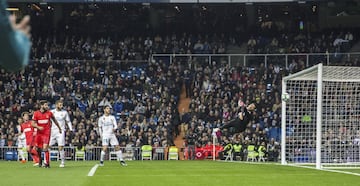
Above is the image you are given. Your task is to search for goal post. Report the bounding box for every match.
[281,63,360,169]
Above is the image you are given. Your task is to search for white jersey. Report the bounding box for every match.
[17,125,26,148]
[17,125,26,140]
[98,115,117,137]
[51,109,73,132]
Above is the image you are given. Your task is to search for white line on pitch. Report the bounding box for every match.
[87,164,99,177]
[288,164,360,176]
[219,160,360,176]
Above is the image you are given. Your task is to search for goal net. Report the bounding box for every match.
[281,63,360,169]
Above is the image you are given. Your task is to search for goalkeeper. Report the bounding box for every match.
[213,101,256,135]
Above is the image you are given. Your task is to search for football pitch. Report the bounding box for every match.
[1,161,360,186]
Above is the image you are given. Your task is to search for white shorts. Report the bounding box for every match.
[50,131,66,146]
[102,134,119,146]
[17,138,26,148]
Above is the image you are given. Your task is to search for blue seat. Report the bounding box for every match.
[5,151,17,161]
[269,127,281,141]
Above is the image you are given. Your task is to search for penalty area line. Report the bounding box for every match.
[87,164,99,177]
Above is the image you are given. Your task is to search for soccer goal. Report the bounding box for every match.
[281,63,360,170]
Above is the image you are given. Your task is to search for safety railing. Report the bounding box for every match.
[0,146,184,161]
[152,52,360,68]
[0,146,281,162]
[0,146,221,161]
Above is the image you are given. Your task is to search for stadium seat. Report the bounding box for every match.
[224,144,234,162]
[124,144,135,160]
[258,144,267,162]
[141,145,152,160]
[258,152,266,162]
[5,151,17,161]
[168,146,178,160]
[50,150,59,161]
[109,151,118,161]
[246,145,257,162]
[75,146,85,161]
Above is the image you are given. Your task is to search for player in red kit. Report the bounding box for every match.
[32,100,62,168]
[20,112,40,166]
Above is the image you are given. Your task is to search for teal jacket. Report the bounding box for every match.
[0,0,31,72]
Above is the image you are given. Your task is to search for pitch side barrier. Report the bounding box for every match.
[0,146,236,161]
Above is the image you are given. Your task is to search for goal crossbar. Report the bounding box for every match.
[283,64,360,82]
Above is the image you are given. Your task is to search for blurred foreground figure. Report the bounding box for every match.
[0,0,31,72]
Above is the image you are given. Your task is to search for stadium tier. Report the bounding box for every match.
[1,2,360,171]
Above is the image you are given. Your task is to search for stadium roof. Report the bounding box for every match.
[7,0,315,3]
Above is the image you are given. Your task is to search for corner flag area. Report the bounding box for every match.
[0,161,359,186]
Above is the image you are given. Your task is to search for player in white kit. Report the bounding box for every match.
[16,117,27,163]
[98,105,126,166]
[50,100,73,167]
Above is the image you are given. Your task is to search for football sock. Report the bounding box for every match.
[18,149,25,160]
[100,150,105,162]
[37,149,42,166]
[116,150,123,161]
[45,150,49,165]
[30,148,39,163]
[59,149,65,164]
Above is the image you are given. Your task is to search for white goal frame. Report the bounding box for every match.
[281,63,360,169]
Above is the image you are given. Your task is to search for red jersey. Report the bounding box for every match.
[21,120,34,141]
[32,110,53,134]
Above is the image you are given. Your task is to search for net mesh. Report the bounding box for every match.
[283,65,360,168]
[285,80,318,164]
[322,81,360,167]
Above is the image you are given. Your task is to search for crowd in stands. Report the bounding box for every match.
[181,58,284,161]
[30,34,228,61]
[2,43,359,161]
[1,4,360,162]
[0,59,182,152]
[247,30,356,54]
[0,41,290,162]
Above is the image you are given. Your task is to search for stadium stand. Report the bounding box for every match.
[1,2,360,161]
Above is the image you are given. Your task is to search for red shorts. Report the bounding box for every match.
[35,133,50,148]
[25,136,35,147]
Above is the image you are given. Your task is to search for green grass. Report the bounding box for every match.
[1,160,360,186]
